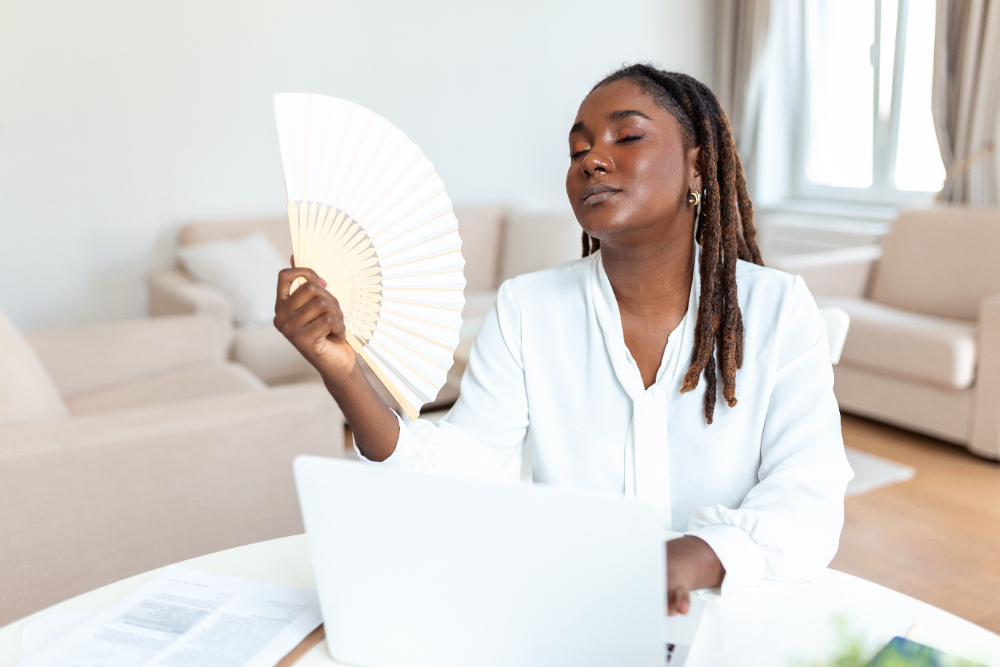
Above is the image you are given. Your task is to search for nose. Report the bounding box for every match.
[583,151,614,176]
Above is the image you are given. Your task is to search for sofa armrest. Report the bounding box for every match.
[970,295,1000,459]
[0,383,344,624]
[768,246,882,299]
[147,269,232,323]
[25,315,230,398]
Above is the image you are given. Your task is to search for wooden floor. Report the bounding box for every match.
[832,415,1000,634]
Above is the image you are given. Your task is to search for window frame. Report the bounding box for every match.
[791,0,939,206]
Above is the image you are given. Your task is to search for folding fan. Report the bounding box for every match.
[273,93,466,419]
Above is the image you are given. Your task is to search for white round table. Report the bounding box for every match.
[2,535,997,666]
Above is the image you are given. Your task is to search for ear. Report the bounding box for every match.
[687,145,704,193]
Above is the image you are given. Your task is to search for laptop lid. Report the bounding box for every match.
[294,455,664,667]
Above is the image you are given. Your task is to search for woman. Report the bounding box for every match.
[273,64,853,615]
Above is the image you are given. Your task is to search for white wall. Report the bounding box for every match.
[0,0,712,330]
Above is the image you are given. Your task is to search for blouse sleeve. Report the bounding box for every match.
[686,276,854,594]
[355,280,529,483]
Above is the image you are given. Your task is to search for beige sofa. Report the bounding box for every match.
[0,310,343,625]
[147,206,585,412]
[770,207,1000,459]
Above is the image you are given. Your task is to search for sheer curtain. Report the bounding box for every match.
[932,0,1000,205]
[714,0,773,184]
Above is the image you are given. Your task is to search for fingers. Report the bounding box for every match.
[276,267,327,306]
[667,585,690,616]
[299,309,348,345]
[278,296,347,343]
[274,268,346,343]
[275,272,336,323]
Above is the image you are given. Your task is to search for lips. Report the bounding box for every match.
[582,184,621,206]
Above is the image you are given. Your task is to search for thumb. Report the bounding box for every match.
[668,585,691,616]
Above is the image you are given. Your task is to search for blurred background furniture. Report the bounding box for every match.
[146,206,584,413]
[770,207,1000,460]
[0,309,343,626]
[818,307,850,365]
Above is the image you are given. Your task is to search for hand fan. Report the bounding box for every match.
[273,93,465,420]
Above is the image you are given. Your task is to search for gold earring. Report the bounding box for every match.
[688,190,701,206]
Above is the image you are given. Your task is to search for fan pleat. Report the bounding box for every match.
[369,170,435,229]
[378,229,458,261]
[369,338,440,397]
[375,329,451,371]
[381,319,455,350]
[380,309,460,333]
[369,188,447,240]
[376,208,452,247]
[383,267,464,280]
[351,141,412,216]
[364,340,433,405]
[355,154,422,221]
[380,248,463,272]
[342,135,393,215]
[275,92,466,418]
[351,342,419,418]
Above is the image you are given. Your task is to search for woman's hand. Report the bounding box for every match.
[666,536,725,615]
[274,265,401,462]
[274,267,358,385]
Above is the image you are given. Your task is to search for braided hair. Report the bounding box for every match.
[580,64,764,424]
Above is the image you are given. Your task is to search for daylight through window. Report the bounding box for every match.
[800,0,945,201]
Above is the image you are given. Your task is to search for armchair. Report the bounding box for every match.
[769,207,1000,459]
[0,311,343,625]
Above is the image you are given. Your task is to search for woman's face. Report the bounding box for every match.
[566,79,701,247]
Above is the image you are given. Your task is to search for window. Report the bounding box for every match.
[796,0,945,203]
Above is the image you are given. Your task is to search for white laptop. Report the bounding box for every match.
[293,455,666,667]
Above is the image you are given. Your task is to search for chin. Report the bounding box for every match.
[573,201,634,240]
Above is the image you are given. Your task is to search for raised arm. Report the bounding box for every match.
[273,267,399,461]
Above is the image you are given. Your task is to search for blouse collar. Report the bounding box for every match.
[589,243,701,401]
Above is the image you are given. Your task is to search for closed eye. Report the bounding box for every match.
[617,133,645,143]
[569,140,591,159]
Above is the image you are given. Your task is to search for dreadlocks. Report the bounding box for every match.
[580,64,764,424]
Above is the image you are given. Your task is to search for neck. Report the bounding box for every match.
[599,224,694,318]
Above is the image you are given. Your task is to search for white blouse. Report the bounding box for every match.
[365,248,853,595]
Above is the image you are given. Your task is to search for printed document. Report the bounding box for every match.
[20,566,321,667]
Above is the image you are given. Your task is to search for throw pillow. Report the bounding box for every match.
[178,231,289,328]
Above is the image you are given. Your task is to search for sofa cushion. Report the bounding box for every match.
[870,207,1000,321]
[463,289,499,321]
[178,232,289,328]
[456,206,506,292]
[818,296,978,389]
[498,210,583,283]
[0,311,70,426]
[832,364,973,445]
[66,362,266,415]
[233,325,320,385]
[26,315,228,398]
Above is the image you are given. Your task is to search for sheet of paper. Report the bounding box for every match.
[21,607,106,659]
[663,595,708,666]
[19,566,321,667]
